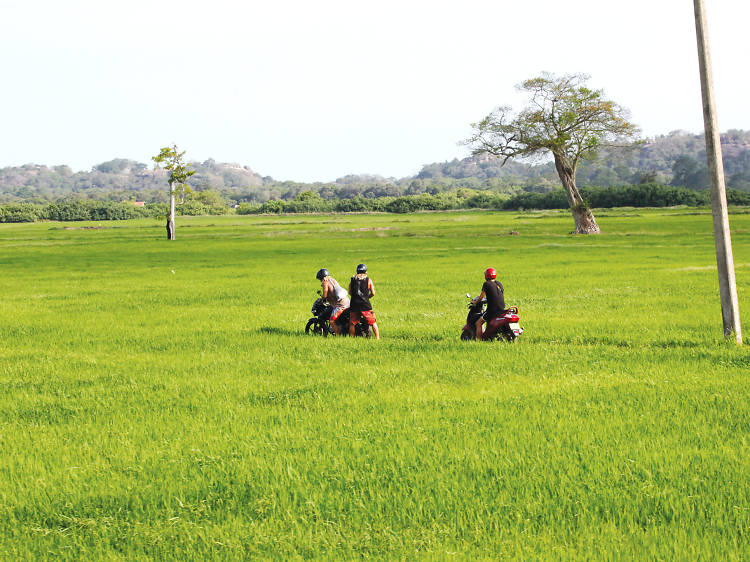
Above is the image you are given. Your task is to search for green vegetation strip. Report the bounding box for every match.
[0,209,748,559]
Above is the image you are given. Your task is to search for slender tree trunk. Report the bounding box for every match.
[553,153,600,234]
[169,182,176,241]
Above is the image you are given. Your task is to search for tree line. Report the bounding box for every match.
[237,184,750,215]
[2,130,750,208]
[0,199,225,223]
[2,183,749,223]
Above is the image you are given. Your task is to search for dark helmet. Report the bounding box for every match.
[484,267,497,280]
[356,263,367,274]
[316,268,329,281]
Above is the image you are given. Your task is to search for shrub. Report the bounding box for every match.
[89,202,146,220]
[465,192,497,208]
[334,197,371,213]
[726,189,750,205]
[502,191,568,210]
[258,200,286,214]
[499,184,746,210]
[45,200,92,221]
[177,201,212,216]
[0,204,39,223]
[236,203,261,215]
[385,197,414,213]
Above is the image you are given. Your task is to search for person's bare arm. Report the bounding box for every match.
[321,280,330,300]
[368,278,375,298]
[472,290,485,304]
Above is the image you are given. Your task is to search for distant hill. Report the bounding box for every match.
[1,130,749,204]
[0,159,264,204]
[416,129,750,192]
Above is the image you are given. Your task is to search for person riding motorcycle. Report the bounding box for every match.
[348,263,380,340]
[316,268,349,335]
[472,267,506,340]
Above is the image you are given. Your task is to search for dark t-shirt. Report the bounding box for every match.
[482,280,505,316]
[350,276,372,311]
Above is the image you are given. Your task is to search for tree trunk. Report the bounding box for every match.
[169,184,176,240]
[553,153,600,234]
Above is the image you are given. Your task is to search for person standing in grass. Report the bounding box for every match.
[348,263,380,339]
[473,267,505,340]
[317,268,349,335]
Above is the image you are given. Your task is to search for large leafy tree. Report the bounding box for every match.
[152,144,194,240]
[467,73,639,233]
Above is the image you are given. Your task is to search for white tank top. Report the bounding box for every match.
[326,277,349,304]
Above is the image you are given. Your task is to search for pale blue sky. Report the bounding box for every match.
[1,0,748,181]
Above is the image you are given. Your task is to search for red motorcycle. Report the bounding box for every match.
[461,294,524,342]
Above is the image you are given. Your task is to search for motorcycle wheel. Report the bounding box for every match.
[305,319,326,336]
[460,329,474,341]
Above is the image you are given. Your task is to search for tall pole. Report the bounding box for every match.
[693,0,742,343]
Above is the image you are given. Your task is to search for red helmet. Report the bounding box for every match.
[484,267,497,280]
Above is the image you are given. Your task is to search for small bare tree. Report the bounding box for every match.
[152,144,194,240]
[466,73,639,234]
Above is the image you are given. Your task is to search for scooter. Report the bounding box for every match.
[305,294,370,337]
[460,293,523,342]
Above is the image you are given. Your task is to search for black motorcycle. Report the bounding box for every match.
[305,296,370,337]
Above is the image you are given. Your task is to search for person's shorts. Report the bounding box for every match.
[350,309,377,326]
[330,304,347,323]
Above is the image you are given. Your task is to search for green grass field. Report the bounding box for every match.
[1,208,749,559]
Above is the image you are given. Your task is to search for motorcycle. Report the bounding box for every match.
[305,294,370,337]
[460,293,524,342]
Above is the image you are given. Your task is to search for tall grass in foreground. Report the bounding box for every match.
[0,209,748,559]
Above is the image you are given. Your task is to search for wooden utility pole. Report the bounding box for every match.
[693,0,742,343]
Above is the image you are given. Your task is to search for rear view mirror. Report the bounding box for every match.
[465,293,471,298]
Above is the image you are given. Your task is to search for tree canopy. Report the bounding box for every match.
[467,73,640,233]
